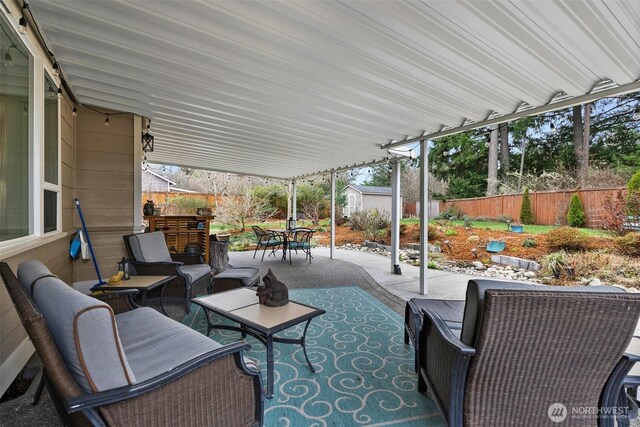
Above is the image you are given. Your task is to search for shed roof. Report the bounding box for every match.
[346,185,393,196]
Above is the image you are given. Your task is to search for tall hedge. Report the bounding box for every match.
[567,193,586,227]
[629,170,640,192]
[519,187,534,224]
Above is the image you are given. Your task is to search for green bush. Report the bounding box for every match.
[628,170,640,192]
[427,224,440,240]
[496,214,513,223]
[522,238,537,248]
[436,205,463,220]
[519,187,535,225]
[567,193,586,227]
[444,229,458,237]
[166,196,208,214]
[349,209,391,241]
[615,232,640,257]
[546,227,590,251]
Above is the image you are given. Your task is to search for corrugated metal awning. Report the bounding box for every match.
[29,0,640,178]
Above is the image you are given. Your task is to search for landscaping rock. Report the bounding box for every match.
[490,255,540,272]
[467,235,480,243]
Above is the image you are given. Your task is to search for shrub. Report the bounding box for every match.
[444,229,458,237]
[437,205,463,220]
[601,190,629,235]
[463,216,473,228]
[567,193,586,227]
[629,170,640,192]
[427,224,440,240]
[349,209,391,241]
[545,227,590,251]
[427,260,439,270]
[522,238,537,248]
[519,188,535,225]
[615,232,640,257]
[166,196,208,214]
[496,214,513,223]
[542,250,569,277]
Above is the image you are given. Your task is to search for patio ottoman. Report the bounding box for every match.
[404,298,465,371]
[208,267,260,294]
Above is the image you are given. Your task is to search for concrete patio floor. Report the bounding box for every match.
[1,247,476,426]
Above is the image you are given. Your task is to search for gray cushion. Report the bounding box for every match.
[22,262,135,393]
[179,264,212,284]
[214,267,260,287]
[127,232,172,263]
[115,307,222,381]
[17,260,56,295]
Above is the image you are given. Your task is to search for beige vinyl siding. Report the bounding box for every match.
[362,194,393,213]
[73,106,134,281]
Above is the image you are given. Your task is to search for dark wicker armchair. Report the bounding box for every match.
[123,232,212,313]
[0,262,263,427]
[417,279,640,427]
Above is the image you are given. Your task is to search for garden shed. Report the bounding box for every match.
[343,185,403,217]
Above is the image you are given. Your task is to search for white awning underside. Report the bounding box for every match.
[30,0,640,179]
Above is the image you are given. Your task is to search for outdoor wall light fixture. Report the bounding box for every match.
[3,44,15,67]
[104,115,110,127]
[633,107,640,120]
[18,3,29,35]
[142,120,154,152]
[52,62,59,76]
[57,88,62,99]
[72,106,77,117]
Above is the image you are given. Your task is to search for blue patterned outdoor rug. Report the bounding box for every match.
[183,287,443,426]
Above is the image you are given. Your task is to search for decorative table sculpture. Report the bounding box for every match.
[256,269,289,307]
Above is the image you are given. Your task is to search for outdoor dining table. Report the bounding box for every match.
[267,229,291,260]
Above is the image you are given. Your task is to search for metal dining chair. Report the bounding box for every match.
[252,225,284,261]
[286,228,314,264]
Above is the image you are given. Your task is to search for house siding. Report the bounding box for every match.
[73,106,137,281]
[0,92,76,395]
[0,100,139,395]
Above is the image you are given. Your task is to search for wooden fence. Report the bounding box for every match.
[439,187,627,227]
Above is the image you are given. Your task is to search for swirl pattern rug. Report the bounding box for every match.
[183,287,443,427]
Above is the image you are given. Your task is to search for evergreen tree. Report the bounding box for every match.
[519,187,535,224]
[567,193,586,227]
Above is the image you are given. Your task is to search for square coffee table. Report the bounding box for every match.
[192,288,325,398]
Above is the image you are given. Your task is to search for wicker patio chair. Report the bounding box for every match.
[123,232,212,313]
[252,226,283,261]
[287,227,314,264]
[417,279,640,427]
[0,262,263,427]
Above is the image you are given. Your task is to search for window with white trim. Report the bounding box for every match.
[0,13,61,244]
[43,75,59,233]
[0,15,30,241]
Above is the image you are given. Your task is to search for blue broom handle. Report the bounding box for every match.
[74,198,105,286]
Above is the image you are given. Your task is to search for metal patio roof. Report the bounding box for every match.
[29,0,640,179]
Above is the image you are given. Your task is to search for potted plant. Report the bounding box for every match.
[543,250,569,278]
[510,222,524,233]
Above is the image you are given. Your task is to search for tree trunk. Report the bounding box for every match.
[573,104,590,187]
[487,125,499,195]
[518,135,527,191]
[499,122,510,177]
